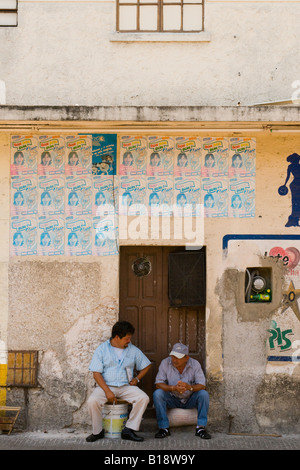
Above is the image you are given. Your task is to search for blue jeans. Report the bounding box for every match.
[153,388,209,429]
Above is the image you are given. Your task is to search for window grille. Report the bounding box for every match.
[0,0,18,27]
[117,0,204,33]
[6,351,38,387]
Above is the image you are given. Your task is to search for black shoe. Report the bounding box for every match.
[195,427,211,439]
[121,426,144,442]
[155,428,170,439]
[86,429,105,442]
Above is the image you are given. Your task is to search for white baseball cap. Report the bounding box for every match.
[170,343,189,359]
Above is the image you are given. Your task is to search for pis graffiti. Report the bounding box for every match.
[268,321,293,351]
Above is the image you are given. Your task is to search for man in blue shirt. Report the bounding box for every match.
[86,321,151,442]
[153,343,211,439]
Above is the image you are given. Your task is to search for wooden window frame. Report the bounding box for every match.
[0,0,18,27]
[116,0,204,33]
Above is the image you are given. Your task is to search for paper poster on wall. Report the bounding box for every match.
[92,176,117,217]
[65,176,92,216]
[65,216,92,256]
[38,135,65,175]
[228,177,255,218]
[38,176,65,216]
[147,175,174,216]
[93,215,119,256]
[201,137,229,178]
[202,177,228,217]
[11,135,38,176]
[228,138,256,178]
[11,176,38,216]
[174,176,201,217]
[37,215,64,256]
[65,135,92,175]
[147,136,175,176]
[174,137,201,177]
[119,136,147,176]
[119,176,147,216]
[10,215,37,256]
[91,134,117,175]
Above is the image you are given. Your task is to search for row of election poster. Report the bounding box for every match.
[10,135,256,256]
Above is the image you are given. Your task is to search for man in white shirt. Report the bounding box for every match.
[86,321,151,442]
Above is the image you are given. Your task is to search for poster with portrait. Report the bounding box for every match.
[92,215,119,256]
[11,176,38,216]
[119,136,147,176]
[10,215,38,256]
[201,137,229,178]
[65,176,92,217]
[37,215,65,256]
[228,177,256,218]
[147,175,174,216]
[228,137,256,178]
[38,176,65,216]
[174,137,202,177]
[202,177,228,218]
[147,136,175,176]
[65,135,92,175]
[173,176,201,217]
[65,216,92,256]
[38,135,65,175]
[92,175,117,217]
[11,135,38,176]
[119,176,147,216]
[91,134,117,176]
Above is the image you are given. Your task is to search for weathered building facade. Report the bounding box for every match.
[0,0,300,435]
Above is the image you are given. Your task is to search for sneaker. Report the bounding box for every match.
[86,429,105,442]
[155,428,170,439]
[195,427,211,439]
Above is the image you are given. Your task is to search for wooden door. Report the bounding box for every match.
[119,246,206,408]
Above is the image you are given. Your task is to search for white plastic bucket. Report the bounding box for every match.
[102,401,128,439]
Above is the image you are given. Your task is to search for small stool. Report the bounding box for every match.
[167,408,197,427]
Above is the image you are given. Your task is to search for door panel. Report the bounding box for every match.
[119,246,206,408]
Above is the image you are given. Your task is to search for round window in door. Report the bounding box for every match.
[132,257,152,277]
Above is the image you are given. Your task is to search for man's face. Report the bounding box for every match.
[115,334,132,349]
[171,355,189,369]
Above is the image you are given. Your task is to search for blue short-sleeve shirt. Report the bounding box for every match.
[89,340,151,386]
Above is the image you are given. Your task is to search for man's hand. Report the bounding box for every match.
[106,389,117,404]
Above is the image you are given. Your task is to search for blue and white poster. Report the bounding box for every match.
[38,216,65,256]
[65,176,92,216]
[65,216,92,256]
[38,176,65,216]
[92,134,117,175]
[10,216,37,256]
[11,176,38,216]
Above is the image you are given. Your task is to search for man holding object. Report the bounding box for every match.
[86,321,151,442]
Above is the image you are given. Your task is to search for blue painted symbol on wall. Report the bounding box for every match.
[278,153,300,227]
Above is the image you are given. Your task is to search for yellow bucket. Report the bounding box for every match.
[102,401,128,439]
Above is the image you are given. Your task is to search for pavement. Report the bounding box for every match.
[0,420,299,456]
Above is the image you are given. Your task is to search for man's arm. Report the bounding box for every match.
[93,371,117,403]
[129,364,151,386]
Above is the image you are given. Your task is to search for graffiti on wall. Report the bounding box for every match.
[223,234,300,365]
[278,153,300,227]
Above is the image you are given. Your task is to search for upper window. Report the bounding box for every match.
[0,0,18,27]
[116,0,204,33]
